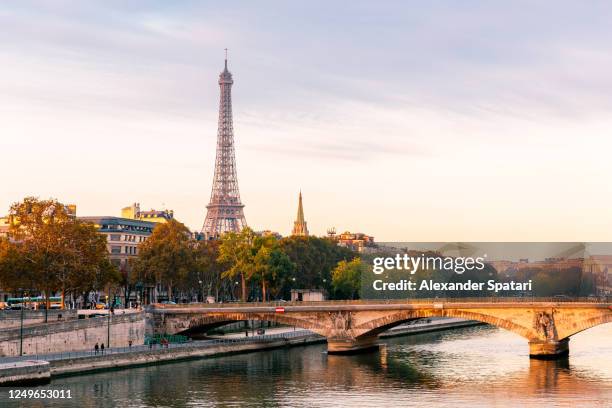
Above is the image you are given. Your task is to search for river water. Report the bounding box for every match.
[2,324,610,407]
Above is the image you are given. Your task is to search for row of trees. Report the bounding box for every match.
[0,197,363,308]
[132,222,360,303]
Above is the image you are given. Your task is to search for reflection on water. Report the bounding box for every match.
[1,324,610,407]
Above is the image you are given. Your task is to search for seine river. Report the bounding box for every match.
[2,324,611,407]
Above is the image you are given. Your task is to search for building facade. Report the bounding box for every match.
[78,216,156,271]
[336,231,375,253]
[121,203,174,224]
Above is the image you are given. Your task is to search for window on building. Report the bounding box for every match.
[110,234,121,241]
[111,246,121,254]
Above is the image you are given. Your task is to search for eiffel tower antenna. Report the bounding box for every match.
[201,52,247,239]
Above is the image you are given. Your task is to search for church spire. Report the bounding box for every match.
[292,191,309,236]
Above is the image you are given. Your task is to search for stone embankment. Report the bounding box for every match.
[0,310,77,329]
[50,332,322,376]
[0,311,145,357]
[0,360,50,386]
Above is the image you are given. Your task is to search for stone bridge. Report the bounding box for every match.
[147,299,612,358]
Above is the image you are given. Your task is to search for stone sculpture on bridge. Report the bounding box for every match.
[534,312,556,341]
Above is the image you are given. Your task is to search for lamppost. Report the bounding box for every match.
[291,278,296,331]
[107,307,111,349]
[44,292,48,323]
[106,294,110,349]
[19,290,28,356]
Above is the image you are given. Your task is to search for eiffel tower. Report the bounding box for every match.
[202,52,247,239]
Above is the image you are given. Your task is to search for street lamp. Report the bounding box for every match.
[107,308,111,349]
[19,290,29,357]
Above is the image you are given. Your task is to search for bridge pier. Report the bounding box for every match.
[528,338,569,359]
[327,335,379,354]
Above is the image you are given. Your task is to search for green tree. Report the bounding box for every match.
[253,238,295,301]
[278,236,355,296]
[218,227,257,301]
[332,257,363,300]
[192,240,225,301]
[132,219,194,302]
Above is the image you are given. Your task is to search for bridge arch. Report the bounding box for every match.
[354,309,537,340]
[169,312,330,338]
[556,313,612,340]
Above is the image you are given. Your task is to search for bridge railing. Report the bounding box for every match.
[147,296,610,309]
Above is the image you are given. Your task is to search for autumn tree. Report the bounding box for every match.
[0,238,30,291]
[4,197,118,310]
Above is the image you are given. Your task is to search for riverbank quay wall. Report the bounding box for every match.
[49,333,323,376]
[0,361,50,386]
[0,310,77,329]
[0,312,145,357]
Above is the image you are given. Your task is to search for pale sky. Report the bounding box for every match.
[2,1,612,241]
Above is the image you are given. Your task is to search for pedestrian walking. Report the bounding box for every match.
[128,340,132,348]
[101,343,105,353]
[94,342,99,355]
